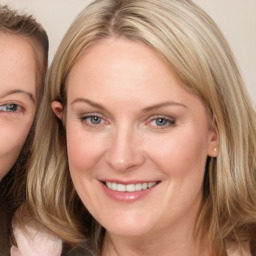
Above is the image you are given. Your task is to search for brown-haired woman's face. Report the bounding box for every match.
[0,33,37,181]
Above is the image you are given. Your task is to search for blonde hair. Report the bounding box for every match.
[25,0,256,255]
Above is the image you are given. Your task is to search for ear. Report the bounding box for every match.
[207,123,219,157]
[51,101,63,120]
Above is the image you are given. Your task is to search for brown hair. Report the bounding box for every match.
[0,4,48,255]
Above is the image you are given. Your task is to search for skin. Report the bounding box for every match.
[53,38,218,256]
[0,33,37,181]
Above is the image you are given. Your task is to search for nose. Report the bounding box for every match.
[105,125,145,172]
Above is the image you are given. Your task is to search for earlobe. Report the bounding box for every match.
[210,146,218,157]
[208,141,219,157]
[51,101,63,120]
[207,124,219,157]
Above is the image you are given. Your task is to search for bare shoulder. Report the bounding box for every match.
[11,207,62,256]
[226,242,252,256]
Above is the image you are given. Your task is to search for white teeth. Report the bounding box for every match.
[142,183,147,190]
[105,181,157,192]
[135,183,142,191]
[148,182,155,188]
[117,184,125,192]
[112,182,117,190]
[126,184,135,192]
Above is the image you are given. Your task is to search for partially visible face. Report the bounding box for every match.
[55,38,218,239]
[0,33,37,181]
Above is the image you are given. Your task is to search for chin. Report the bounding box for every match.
[102,219,153,237]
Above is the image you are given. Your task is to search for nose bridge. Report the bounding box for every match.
[106,121,144,171]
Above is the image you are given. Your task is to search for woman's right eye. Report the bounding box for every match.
[81,115,107,127]
[86,116,103,124]
[0,103,20,112]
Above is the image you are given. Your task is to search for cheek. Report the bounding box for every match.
[0,118,34,179]
[0,119,32,156]
[66,125,107,212]
[145,129,209,178]
[66,125,106,175]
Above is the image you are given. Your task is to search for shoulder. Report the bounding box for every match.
[11,211,62,256]
[226,242,252,256]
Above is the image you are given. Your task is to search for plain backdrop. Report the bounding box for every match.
[1,0,255,104]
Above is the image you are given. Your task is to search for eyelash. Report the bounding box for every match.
[147,116,176,128]
[0,103,22,113]
[80,114,107,128]
[80,113,176,129]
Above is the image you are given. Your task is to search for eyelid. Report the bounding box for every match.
[0,99,26,107]
[79,112,104,120]
[146,115,176,128]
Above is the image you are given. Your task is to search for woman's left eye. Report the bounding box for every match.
[149,117,175,128]
[0,103,21,112]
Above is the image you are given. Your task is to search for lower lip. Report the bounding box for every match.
[100,182,159,202]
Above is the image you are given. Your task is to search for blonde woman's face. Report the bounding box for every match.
[0,33,36,181]
[60,38,218,239]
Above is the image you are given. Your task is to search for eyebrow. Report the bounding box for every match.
[1,90,35,103]
[142,101,188,112]
[71,98,106,111]
[71,98,188,112]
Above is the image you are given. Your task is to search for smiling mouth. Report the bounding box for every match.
[103,181,159,192]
